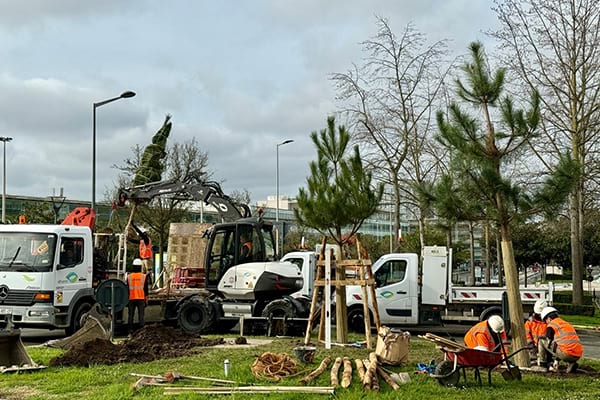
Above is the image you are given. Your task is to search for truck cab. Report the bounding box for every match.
[0,224,96,333]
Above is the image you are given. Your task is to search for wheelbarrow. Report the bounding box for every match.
[431,345,529,386]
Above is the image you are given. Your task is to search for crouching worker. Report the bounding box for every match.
[525,299,548,361]
[464,315,507,352]
[536,307,583,373]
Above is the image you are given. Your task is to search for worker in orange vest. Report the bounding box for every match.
[535,307,583,373]
[127,258,148,333]
[525,299,548,361]
[464,315,507,352]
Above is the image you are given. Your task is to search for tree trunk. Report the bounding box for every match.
[469,221,476,285]
[417,210,426,254]
[499,223,528,368]
[570,191,584,305]
[484,221,491,285]
[495,230,504,286]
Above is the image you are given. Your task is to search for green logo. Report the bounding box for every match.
[22,275,35,282]
[380,291,394,299]
[66,272,78,283]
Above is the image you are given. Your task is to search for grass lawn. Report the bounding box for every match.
[1,331,599,400]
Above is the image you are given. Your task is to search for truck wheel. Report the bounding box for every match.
[347,306,369,333]
[262,299,295,336]
[177,297,215,334]
[66,301,93,336]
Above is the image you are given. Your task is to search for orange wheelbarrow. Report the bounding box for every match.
[432,346,528,386]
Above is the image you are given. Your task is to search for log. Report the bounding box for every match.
[341,357,352,388]
[355,359,366,381]
[330,357,342,387]
[362,352,378,391]
[376,366,400,391]
[300,356,332,385]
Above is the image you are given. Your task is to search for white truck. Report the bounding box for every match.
[0,224,99,334]
[282,246,553,331]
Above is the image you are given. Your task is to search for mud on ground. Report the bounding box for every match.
[49,324,224,367]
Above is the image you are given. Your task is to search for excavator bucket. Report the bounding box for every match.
[46,304,112,351]
[0,329,44,373]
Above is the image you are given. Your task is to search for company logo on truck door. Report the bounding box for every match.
[380,291,394,299]
[22,274,35,282]
[66,272,78,283]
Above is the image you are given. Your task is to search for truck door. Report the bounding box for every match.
[373,257,418,324]
[55,236,89,307]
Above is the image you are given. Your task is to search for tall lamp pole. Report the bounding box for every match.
[0,136,12,223]
[276,139,294,256]
[92,90,136,211]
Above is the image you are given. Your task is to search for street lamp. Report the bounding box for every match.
[92,90,136,211]
[276,139,294,256]
[0,136,12,223]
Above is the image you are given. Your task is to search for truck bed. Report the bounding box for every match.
[448,284,551,304]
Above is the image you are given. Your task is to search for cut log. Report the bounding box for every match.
[341,357,352,388]
[300,356,332,385]
[355,359,365,381]
[376,366,400,390]
[362,352,378,391]
[330,357,342,387]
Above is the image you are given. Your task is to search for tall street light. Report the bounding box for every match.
[276,139,294,256]
[92,90,136,211]
[0,136,12,223]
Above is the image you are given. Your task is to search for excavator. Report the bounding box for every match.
[118,175,308,334]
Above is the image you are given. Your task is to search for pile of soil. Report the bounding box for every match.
[49,324,224,367]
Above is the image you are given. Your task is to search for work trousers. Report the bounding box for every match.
[537,337,580,365]
[128,299,146,332]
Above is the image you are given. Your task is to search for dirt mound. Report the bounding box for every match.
[49,324,224,367]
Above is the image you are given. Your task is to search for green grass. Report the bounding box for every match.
[563,314,600,328]
[1,334,600,400]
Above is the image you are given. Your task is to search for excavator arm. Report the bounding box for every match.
[118,177,251,222]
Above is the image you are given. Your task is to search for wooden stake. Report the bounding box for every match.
[376,366,400,390]
[300,356,332,385]
[355,359,366,381]
[164,386,335,395]
[330,357,342,387]
[341,357,352,388]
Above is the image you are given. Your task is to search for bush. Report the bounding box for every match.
[552,292,594,306]
[553,303,595,317]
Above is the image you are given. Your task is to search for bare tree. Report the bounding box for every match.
[492,0,600,304]
[332,17,451,249]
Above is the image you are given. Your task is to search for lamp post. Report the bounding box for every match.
[0,136,12,223]
[92,90,136,211]
[276,139,294,256]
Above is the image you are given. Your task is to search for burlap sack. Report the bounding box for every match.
[375,326,410,365]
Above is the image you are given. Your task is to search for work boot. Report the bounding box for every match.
[531,362,548,373]
[566,362,578,374]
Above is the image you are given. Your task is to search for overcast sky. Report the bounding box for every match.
[0,0,498,206]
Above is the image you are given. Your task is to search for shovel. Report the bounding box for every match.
[498,339,521,381]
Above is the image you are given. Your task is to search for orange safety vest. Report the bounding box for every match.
[139,240,153,260]
[464,320,507,352]
[127,272,147,300]
[241,241,252,255]
[525,318,547,345]
[548,317,583,358]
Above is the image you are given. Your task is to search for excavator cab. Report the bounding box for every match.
[204,219,276,290]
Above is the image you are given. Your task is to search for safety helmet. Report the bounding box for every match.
[488,315,505,333]
[534,299,548,314]
[133,258,143,266]
[541,306,558,320]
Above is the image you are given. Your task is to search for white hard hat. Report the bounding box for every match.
[541,306,558,320]
[534,299,548,314]
[488,315,505,333]
[133,258,143,266]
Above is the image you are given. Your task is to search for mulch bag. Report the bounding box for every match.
[375,325,410,365]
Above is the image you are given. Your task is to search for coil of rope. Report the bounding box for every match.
[251,352,298,381]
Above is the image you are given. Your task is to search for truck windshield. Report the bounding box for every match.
[0,233,57,273]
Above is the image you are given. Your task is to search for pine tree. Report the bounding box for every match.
[295,116,383,343]
[436,42,579,367]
